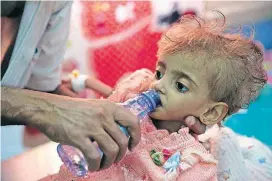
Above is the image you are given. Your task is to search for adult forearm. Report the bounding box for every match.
[1,86,54,127]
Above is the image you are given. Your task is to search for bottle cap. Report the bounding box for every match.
[142,90,161,111]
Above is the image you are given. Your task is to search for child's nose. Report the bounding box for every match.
[152,80,166,94]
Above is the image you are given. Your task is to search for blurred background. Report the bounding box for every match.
[2,0,272,160]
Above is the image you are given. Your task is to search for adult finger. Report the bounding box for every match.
[75,137,102,172]
[91,129,119,170]
[113,105,141,151]
[103,120,129,163]
[184,116,206,135]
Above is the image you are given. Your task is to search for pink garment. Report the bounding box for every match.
[40,69,217,181]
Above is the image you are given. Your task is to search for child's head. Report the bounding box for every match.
[150,14,267,126]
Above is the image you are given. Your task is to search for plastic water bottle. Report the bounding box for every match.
[57,90,161,177]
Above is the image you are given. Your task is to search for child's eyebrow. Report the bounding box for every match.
[172,69,198,87]
[157,60,198,87]
[157,61,166,68]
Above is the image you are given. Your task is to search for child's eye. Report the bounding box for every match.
[175,82,189,93]
[155,70,163,80]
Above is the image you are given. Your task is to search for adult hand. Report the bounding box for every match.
[40,98,140,171]
[184,116,211,150]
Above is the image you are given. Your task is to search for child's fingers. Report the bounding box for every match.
[61,79,71,84]
[58,84,80,98]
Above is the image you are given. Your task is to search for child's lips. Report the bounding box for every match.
[156,100,163,110]
[155,106,162,111]
[158,94,164,107]
[153,100,162,112]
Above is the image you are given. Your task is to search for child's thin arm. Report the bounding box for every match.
[85,76,113,97]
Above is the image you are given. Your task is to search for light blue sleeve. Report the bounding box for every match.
[26,1,73,91]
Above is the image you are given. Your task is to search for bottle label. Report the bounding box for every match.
[124,96,152,120]
[125,100,145,116]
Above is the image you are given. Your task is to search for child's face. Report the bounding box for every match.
[150,53,212,123]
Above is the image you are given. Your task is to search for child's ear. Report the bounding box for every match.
[200,102,228,125]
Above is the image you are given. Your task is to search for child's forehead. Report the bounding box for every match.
[158,51,221,85]
[158,51,211,69]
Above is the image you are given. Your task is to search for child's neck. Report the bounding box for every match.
[151,118,185,134]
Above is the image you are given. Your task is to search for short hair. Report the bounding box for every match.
[157,13,267,115]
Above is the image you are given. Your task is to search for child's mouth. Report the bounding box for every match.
[154,103,163,112]
[157,94,163,108]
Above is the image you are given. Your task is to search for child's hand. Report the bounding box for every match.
[56,80,81,98]
[58,72,113,98]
